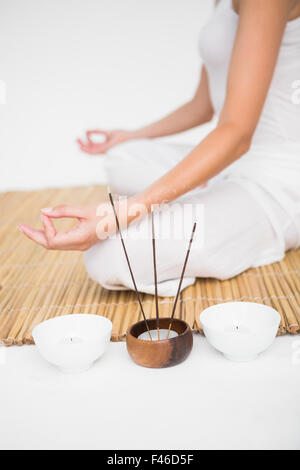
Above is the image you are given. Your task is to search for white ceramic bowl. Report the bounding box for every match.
[32,314,112,373]
[200,302,280,362]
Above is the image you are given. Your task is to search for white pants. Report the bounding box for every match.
[84,139,298,296]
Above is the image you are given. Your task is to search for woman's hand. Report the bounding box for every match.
[18,204,113,251]
[17,198,148,251]
[77,129,131,155]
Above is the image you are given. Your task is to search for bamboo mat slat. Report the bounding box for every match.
[0,185,299,346]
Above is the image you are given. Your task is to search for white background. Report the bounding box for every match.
[0,0,213,191]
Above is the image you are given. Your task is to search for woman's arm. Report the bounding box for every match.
[130,66,214,139]
[134,0,291,209]
[77,66,214,154]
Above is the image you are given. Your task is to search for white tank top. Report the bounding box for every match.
[199,0,300,246]
[199,0,300,149]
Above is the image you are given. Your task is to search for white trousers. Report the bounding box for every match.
[84,139,298,296]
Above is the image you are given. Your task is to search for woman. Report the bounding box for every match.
[19,0,300,296]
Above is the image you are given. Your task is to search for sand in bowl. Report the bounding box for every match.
[138,329,178,341]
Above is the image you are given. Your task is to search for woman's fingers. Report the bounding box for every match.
[41,214,56,242]
[17,224,48,248]
[77,131,112,154]
[78,142,107,155]
[50,225,86,250]
[76,138,95,152]
[41,215,63,249]
[18,222,89,251]
[41,205,88,219]
[77,131,109,146]
[86,129,109,140]
[46,222,92,251]
[77,140,94,154]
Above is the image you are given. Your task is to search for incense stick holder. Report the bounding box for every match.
[126,317,193,368]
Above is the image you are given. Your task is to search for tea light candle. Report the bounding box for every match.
[138,329,178,341]
[58,335,85,346]
[224,324,251,335]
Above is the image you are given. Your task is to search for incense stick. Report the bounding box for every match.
[167,222,197,339]
[151,210,160,340]
[108,192,152,340]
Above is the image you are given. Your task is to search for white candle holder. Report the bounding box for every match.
[33,314,112,373]
[200,302,280,362]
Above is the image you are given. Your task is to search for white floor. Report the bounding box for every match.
[0,334,299,450]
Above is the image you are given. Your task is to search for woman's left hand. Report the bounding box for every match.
[17,199,146,251]
[77,129,131,155]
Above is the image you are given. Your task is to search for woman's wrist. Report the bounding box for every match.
[117,130,135,143]
[128,190,165,218]
[127,127,153,140]
[126,196,149,224]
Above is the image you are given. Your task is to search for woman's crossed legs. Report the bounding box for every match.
[84,139,284,296]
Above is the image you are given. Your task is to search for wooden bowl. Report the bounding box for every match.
[126,317,193,368]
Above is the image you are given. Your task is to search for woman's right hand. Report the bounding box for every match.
[77,129,132,155]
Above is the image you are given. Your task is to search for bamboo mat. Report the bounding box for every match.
[0,185,299,346]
